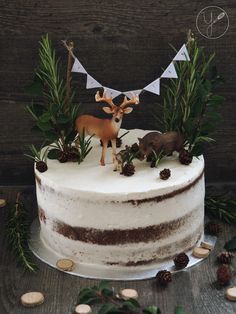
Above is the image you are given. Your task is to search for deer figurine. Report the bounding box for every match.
[75,90,139,166]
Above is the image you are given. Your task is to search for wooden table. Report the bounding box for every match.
[0,186,235,314]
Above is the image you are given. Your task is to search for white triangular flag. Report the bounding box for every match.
[71,58,87,74]
[104,87,122,99]
[143,78,160,95]
[161,62,178,79]
[123,89,142,99]
[86,74,102,89]
[173,44,190,61]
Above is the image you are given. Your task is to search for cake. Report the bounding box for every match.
[35,128,205,274]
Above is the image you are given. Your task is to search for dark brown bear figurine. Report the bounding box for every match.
[138,131,184,158]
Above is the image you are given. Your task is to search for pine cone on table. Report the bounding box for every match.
[156,270,172,286]
[36,161,48,173]
[174,252,189,269]
[217,264,232,286]
[217,252,234,264]
[179,149,193,165]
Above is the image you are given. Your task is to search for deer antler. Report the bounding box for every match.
[95,90,116,109]
[120,94,140,108]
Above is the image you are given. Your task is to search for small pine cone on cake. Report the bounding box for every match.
[159,168,171,180]
[36,161,48,173]
[156,270,172,286]
[179,149,193,165]
[174,252,189,269]
[122,163,135,176]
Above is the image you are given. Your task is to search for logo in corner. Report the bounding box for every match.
[196,6,229,39]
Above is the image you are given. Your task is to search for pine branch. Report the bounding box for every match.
[205,195,236,224]
[76,281,184,314]
[6,193,38,272]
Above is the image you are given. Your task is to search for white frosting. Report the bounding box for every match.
[35,129,205,271]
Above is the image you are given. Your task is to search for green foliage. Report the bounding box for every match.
[25,35,81,155]
[6,193,38,272]
[205,195,236,224]
[76,281,166,314]
[155,31,224,156]
[224,236,236,251]
[174,306,185,314]
[75,130,93,164]
[150,150,165,168]
[24,144,48,163]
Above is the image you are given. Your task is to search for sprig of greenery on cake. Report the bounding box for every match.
[155,31,224,156]
[25,35,92,166]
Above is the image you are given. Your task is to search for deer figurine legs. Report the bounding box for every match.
[100,139,108,166]
[111,139,117,170]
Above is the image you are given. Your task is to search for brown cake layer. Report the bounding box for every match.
[126,169,204,205]
[52,207,198,245]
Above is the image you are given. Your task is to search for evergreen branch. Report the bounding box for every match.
[6,193,38,272]
[76,281,184,314]
[205,195,236,224]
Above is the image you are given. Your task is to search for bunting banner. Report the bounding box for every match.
[144,78,160,95]
[173,44,190,61]
[69,43,190,99]
[86,74,102,89]
[71,58,87,74]
[161,62,178,79]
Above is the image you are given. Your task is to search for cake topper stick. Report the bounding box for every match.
[75,89,139,166]
[62,40,74,107]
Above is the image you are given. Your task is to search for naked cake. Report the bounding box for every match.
[35,128,205,272]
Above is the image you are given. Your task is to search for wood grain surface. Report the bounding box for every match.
[0,185,236,314]
[0,0,235,185]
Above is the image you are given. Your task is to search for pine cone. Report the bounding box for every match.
[67,148,79,162]
[179,149,193,165]
[217,252,234,264]
[156,270,172,286]
[122,163,135,176]
[205,222,221,236]
[217,264,232,286]
[36,161,48,173]
[174,252,189,269]
[160,168,171,180]
[58,152,68,163]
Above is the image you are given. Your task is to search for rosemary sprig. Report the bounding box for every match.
[205,195,236,224]
[6,193,38,272]
[154,30,224,156]
[75,130,93,164]
[76,281,184,314]
[24,144,48,163]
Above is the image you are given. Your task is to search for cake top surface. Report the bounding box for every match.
[35,129,204,201]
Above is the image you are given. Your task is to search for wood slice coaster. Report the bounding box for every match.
[192,247,210,258]
[200,241,214,251]
[226,287,236,301]
[119,288,138,300]
[75,304,92,314]
[56,259,74,271]
[21,292,44,307]
[0,199,6,208]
